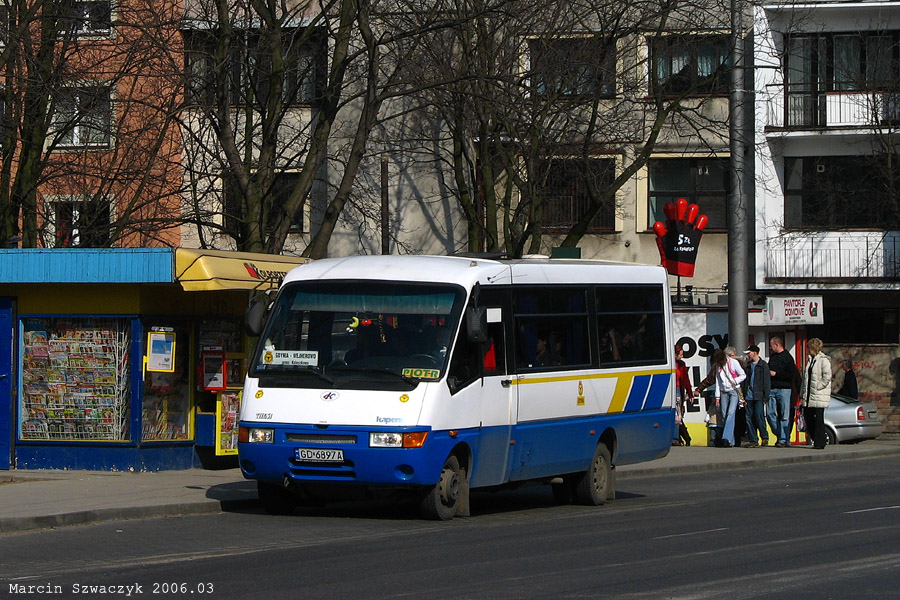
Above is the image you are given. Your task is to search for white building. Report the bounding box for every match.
[754,0,900,431]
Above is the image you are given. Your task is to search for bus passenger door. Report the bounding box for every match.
[470,305,515,487]
[447,288,514,488]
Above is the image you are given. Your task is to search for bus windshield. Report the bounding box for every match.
[250,280,465,387]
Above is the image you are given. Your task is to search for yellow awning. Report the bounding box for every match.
[175,248,310,292]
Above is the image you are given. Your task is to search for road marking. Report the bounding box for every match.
[652,527,728,540]
[846,505,900,514]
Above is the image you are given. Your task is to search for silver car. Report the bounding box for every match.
[822,393,883,444]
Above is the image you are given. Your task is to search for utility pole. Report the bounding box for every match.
[381,157,390,255]
[729,0,750,348]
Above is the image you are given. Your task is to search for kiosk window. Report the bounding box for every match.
[21,317,132,442]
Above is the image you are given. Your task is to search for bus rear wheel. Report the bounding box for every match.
[573,444,612,506]
[420,455,462,520]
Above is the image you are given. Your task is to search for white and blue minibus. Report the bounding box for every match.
[239,255,675,519]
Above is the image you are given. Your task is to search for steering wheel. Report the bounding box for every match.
[409,353,438,365]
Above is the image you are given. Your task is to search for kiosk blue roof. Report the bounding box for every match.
[0,248,174,284]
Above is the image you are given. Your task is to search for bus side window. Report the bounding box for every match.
[483,320,506,375]
[597,285,667,365]
[447,310,506,393]
[447,327,480,393]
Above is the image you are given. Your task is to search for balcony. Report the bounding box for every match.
[764,85,900,131]
[765,233,900,283]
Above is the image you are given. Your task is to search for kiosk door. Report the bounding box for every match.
[0,298,13,469]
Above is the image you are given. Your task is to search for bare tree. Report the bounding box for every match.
[397,0,734,257]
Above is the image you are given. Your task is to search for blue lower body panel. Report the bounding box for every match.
[508,409,673,481]
[241,410,673,493]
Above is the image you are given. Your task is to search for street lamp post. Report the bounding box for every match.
[729,0,750,349]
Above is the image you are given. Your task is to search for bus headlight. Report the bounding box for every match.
[369,432,428,448]
[370,432,403,447]
[240,427,274,443]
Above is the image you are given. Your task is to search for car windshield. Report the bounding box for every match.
[250,280,464,388]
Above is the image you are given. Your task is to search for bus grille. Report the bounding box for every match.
[285,433,357,444]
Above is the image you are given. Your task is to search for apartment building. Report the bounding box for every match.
[755,0,900,430]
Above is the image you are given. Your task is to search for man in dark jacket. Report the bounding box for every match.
[742,345,771,447]
[767,337,796,447]
[838,360,859,399]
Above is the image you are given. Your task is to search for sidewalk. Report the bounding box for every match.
[1,437,899,533]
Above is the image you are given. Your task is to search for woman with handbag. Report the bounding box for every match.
[800,338,832,449]
[695,348,747,448]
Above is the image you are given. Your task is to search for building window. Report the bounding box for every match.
[784,156,900,229]
[650,35,730,96]
[184,28,324,107]
[785,33,900,126]
[53,85,112,148]
[529,37,616,98]
[648,158,728,230]
[223,171,305,236]
[828,33,900,92]
[64,0,112,36]
[50,197,112,247]
[540,158,615,232]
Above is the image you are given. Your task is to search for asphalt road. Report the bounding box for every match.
[3,455,899,600]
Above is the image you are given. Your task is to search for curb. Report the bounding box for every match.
[0,498,259,534]
[617,445,900,478]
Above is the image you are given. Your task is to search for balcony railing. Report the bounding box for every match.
[765,234,900,282]
[765,85,900,130]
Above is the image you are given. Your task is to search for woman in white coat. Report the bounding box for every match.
[800,338,832,449]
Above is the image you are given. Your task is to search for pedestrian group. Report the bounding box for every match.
[683,336,836,449]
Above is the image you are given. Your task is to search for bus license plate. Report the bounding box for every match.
[295,448,344,463]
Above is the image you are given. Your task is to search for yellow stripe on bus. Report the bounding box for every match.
[511,369,672,386]
[608,376,632,414]
[510,369,673,415]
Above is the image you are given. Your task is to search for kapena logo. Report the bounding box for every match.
[321,391,339,401]
[244,262,289,282]
[376,416,403,424]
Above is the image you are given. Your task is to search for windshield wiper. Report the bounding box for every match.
[329,366,417,385]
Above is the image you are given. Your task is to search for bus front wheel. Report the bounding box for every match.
[420,455,463,520]
[573,444,612,506]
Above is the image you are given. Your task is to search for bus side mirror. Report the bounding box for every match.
[245,298,268,337]
[466,307,488,344]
